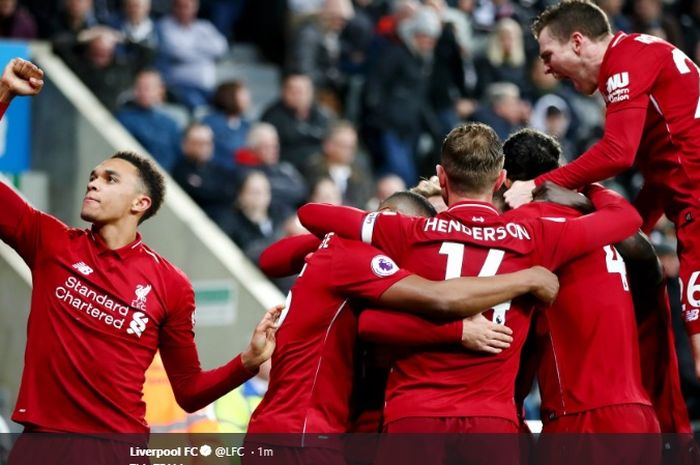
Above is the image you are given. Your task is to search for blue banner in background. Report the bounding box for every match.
[0,41,31,173]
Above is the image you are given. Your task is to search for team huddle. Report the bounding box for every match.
[1,0,700,464]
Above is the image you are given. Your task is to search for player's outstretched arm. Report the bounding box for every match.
[358,310,513,354]
[161,305,282,413]
[0,57,44,103]
[378,266,559,319]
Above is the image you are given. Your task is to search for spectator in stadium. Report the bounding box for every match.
[49,0,99,42]
[308,176,343,205]
[471,81,529,140]
[362,5,442,186]
[234,123,308,212]
[0,0,37,39]
[108,0,159,63]
[0,58,280,450]
[260,72,332,172]
[304,120,372,208]
[116,69,181,172]
[365,174,406,211]
[201,80,252,170]
[171,123,237,223]
[596,0,633,33]
[60,28,152,112]
[219,170,293,264]
[286,0,355,113]
[156,0,228,111]
[474,18,528,98]
[630,0,683,45]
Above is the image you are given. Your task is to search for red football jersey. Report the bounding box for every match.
[505,202,651,422]
[247,234,410,445]
[1,181,253,433]
[537,32,700,227]
[298,188,641,425]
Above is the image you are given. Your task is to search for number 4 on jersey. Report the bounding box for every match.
[604,245,629,291]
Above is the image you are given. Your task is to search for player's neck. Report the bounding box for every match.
[93,222,139,250]
[447,191,494,207]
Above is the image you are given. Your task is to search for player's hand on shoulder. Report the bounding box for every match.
[524,265,559,305]
[504,179,536,209]
[0,58,44,101]
[241,304,284,372]
[460,314,513,354]
[533,181,593,213]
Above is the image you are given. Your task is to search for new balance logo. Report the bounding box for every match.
[606,72,629,93]
[72,262,94,275]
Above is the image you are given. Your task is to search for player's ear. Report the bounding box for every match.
[436,165,447,189]
[570,31,584,53]
[132,193,152,216]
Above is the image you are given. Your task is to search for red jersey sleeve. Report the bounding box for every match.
[329,238,411,301]
[258,234,321,278]
[297,203,367,239]
[0,102,7,119]
[534,185,642,270]
[297,203,414,261]
[0,180,68,268]
[535,108,646,188]
[159,276,255,413]
[358,309,462,346]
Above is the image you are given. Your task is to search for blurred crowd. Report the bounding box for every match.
[4,0,700,422]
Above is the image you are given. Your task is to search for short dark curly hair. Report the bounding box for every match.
[111,151,165,223]
[503,128,561,181]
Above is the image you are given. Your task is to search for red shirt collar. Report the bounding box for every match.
[446,200,500,217]
[89,228,144,260]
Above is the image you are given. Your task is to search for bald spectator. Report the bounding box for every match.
[235,123,308,211]
[0,0,37,39]
[116,69,181,171]
[260,73,332,172]
[304,121,372,208]
[201,80,252,170]
[156,0,228,111]
[172,123,237,222]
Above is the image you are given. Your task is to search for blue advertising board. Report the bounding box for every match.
[0,41,31,173]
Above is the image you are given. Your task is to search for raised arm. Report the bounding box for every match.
[160,293,282,413]
[504,107,646,208]
[378,266,559,319]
